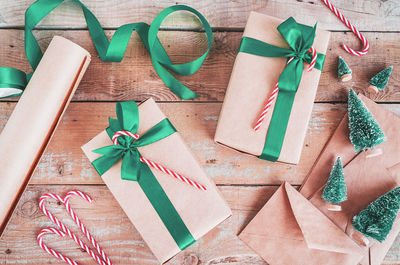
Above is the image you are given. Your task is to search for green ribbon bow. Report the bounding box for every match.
[238,17,326,161]
[92,101,195,250]
[0,0,212,100]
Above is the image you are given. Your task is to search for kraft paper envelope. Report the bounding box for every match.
[82,98,232,264]
[0,36,90,236]
[301,95,400,265]
[215,12,331,164]
[239,182,364,265]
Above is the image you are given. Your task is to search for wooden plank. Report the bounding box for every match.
[1,185,400,264]
[0,29,399,102]
[0,0,399,31]
[1,102,400,186]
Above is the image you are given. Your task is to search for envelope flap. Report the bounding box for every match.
[284,183,363,255]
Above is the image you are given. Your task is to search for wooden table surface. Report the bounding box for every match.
[0,0,399,264]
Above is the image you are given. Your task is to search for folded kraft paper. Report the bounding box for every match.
[82,98,231,263]
[215,12,331,164]
[239,182,363,265]
[0,36,91,236]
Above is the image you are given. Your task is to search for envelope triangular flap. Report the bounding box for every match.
[239,184,304,241]
[284,182,363,255]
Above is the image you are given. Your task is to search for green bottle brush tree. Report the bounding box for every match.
[368,66,393,95]
[348,88,385,156]
[337,56,352,82]
[322,157,347,211]
[352,186,400,246]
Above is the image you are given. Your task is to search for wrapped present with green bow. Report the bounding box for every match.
[215,12,331,164]
[81,98,231,263]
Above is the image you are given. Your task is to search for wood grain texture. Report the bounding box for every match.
[0,29,399,102]
[1,184,400,264]
[0,0,399,31]
[1,102,400,186]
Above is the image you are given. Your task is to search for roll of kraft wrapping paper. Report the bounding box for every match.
[0,36,91,236]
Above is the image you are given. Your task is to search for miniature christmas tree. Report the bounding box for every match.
[337,56,352,82]
[322,157,347,211]
[348,88,385,153]
[353,186,400,242]
[368,66,393,94]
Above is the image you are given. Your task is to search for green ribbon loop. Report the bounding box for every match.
[0,1,212,99]
[238,17,326,162]
[92,101,195,250]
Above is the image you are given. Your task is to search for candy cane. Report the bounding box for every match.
[37,228,78,265]
[140,157,207,191]
[39,193,110,265]
[64,191,113,265]
[254,48,316,131]
[321,0,369,56]
[113,131,207,191]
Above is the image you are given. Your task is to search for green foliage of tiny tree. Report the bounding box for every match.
[370,66,393,91]
[322,157,347,204]
[348,88,386,152]
[353,186,400,242]
[337,56,352,78]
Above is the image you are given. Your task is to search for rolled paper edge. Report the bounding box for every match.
[326,203,342,211]
[368,85,379,95]
[340,73,352,82]
[352,230,370,247]
[0,36,91,237]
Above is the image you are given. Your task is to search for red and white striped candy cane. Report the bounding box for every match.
[321,0,369,56]
[39,193,110,265]
[254,47,316,131]
[113,131,207,191]
[112,130,139,145]
[38,228,79,265]
[140,157,207,191]
[64,191,113,265]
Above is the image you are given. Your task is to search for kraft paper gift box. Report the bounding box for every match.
[0,36,90,236]
[215,12,331,164]
[301,95,400,265]
[239,182,364,265]
[81,98,232,264]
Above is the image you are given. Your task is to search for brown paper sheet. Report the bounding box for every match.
[300,95,400,265]
[215,12,331,164]
[239,182,363,265]
[0,36,91,236]
[81,98,232,264]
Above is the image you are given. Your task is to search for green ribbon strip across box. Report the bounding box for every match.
[215,12,331,164]
[81,98,231,263]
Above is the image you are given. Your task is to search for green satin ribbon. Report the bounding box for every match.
[92,101,195,250]
[238,17,326,161]
[0,0,212,100]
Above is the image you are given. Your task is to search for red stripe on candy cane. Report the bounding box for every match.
[321,0,369,56]
[37,228,79,265]
[112,130,139,145]
[254,48,317,131]
[113,132,207,191]
[38,193,111,265]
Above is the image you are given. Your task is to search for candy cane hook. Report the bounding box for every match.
[321,0,369,56]
[38,192,111,265]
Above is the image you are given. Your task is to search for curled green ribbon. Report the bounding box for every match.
[238,17,326,161]
[91,101,195,250]
[0,0,213,99]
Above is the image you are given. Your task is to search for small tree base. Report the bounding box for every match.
[340,73,352,82]
[366,148,383,158]
[326,203,342,211]
[352,230,370,246]
[368,85,379,95]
